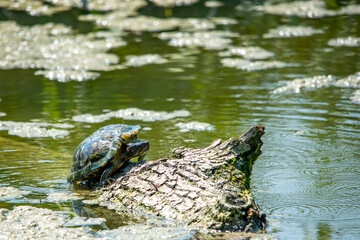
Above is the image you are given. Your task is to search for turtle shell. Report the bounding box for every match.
[67,124,140,183]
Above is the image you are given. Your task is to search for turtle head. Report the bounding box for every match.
[124,140,150,161]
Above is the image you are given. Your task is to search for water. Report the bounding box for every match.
[0,0,359,239]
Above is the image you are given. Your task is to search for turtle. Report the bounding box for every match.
[67,124,149,185]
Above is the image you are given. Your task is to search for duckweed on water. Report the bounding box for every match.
[175,122,215,132]
[0,21,126,81]
[72,108,190,123]
[263,26,324,39]
[0,121,73,138]
[219,47,274,60]
[221,58,292,71]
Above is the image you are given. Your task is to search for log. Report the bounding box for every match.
[99,125,266,232]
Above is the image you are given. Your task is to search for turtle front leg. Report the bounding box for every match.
[100,164,114,186]
[137,152,147,162]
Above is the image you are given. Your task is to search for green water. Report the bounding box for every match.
[0,1,360,239]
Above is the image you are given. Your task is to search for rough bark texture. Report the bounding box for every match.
[99,125,266,232]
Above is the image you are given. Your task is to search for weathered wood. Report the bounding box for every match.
[99,125,266,232]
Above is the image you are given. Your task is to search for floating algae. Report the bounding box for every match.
[0,205,193,239]
[0,0,71,16]
[221,58,292,71]
[260,0,360,18]
[273,75,336,94]
[0,206,96,239]
[328,37,360,47]
[78,0,146,22]
[219,47,274,60]
[91,15,180,32]
[0,21,126,81]
[92,16,217,32]
[125,54,168,67]
[0,186,31,201]
[350,90,360,104]
[335,72,360,88]
[72,108,190,123]
[98,225,195,240]
[263,26,324,38]
[158,31,238,50]
[0,121,73,138]
[180,18,216,31]
[63,217,106,227]
[273,73,360,94]
[175,121,215,132]
[3,0,146,17]
[210,17,237,25]
[46,192,83,203]
[149,0,199,7]
[35,70,100,82]
[205,1,224,8]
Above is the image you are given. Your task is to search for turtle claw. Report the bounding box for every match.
[101,177,116,187]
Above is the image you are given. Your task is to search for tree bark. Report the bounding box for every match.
[99,125,266,232]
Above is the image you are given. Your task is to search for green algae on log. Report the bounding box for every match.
[99,125,266,232]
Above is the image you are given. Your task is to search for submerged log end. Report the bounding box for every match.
[100,125,266,232]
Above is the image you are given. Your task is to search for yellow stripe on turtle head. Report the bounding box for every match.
[121,133,131,140]
[132,129,139,136]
